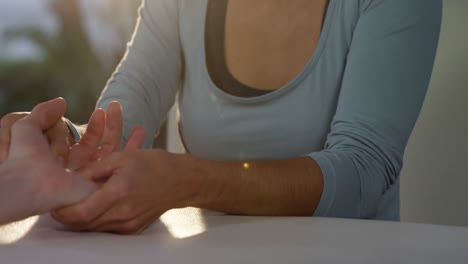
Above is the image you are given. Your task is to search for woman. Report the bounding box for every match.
[0,0,442,234]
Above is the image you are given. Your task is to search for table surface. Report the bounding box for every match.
[0,208,467,264]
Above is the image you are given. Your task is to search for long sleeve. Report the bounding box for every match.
[96,0,183,148]
[308,0,442,219]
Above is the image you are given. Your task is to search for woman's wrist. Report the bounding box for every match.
[173,153,220,209]
[181,155,244,212]
[145,150,212,209]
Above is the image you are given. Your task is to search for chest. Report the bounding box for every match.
[224,0,329,90]
[177,0,360,160]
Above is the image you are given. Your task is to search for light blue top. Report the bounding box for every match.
[71,0,442,220]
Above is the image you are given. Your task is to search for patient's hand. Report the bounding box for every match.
[0,98,96,225]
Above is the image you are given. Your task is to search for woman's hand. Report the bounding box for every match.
[66,101,145,171]
[52,150,197,234]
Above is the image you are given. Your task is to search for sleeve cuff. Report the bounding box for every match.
[307,152,337,217]
[63,118,82,143]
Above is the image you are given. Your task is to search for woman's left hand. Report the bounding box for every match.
[52,149,197,234]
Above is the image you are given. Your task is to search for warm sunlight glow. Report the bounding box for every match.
[243,162,250,169]
[0,216,39,244]
[160,208,206,239]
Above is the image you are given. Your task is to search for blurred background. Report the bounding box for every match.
[0,0,140,123]
[0,1,467,227]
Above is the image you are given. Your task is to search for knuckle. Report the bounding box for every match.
[118,185,131,201]
[0,114,15,127]
[108,184,127,200]
[1,113,26,127]
[114,180,131,199]
[119,221,141,235]
[100,141,113,150]
[51,210,67,223]
[106,186,128,204]
[118,204,135,221]
[10,118,31,132]
[73,208,93,225]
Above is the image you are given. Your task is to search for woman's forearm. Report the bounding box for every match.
[186,155,324,216]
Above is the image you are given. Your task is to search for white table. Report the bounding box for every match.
[1,208,467,264]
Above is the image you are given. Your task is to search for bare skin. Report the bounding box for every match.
[225,0,328,90]
[0,98,95,225]
[0,99,145,226]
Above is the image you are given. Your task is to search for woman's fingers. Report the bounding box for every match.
[77,152,122,182]
[79,109,106,150]
[67,100,144,169]
[93,208,159,235]
[124,126,146,150]
[52,177,120,230]
[67,109,105,170]
[43,171,98,214]
[100,101,123,156]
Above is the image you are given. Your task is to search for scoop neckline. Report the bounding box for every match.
[201,0,338,104]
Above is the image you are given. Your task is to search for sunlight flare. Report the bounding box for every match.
[0,216,39,244]
[160,208,206,239]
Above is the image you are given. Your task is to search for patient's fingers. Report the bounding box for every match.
[9,117,52,159]
[0,113,28,162]
[8,98,67,159]
[28,98,67,131]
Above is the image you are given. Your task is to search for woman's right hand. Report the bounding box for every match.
[0,101,74,163]
[66,101,145,171]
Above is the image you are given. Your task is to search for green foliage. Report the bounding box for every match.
[0,0,140,123]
